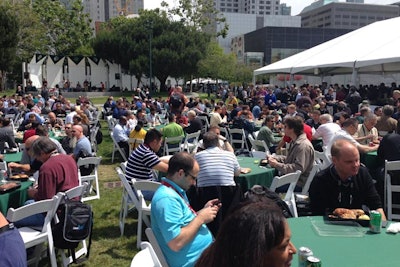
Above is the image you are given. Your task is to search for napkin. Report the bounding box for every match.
[386,222,400,233]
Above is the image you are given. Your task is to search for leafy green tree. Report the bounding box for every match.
[93,9,209,91]
[197,41,236,81]
[32,0,92,55]
[0,3,19,90]
[161,0,229,38]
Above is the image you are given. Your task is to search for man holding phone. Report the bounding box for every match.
[151,152,221,267]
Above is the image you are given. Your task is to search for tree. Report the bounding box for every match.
[0,3,19,90]
[197,41,236,81]
[32,0,92,55]
[161,0,229,38]
[92,9,209,91]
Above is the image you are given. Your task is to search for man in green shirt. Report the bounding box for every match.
[257,115,282,153]
[162,113,184,145]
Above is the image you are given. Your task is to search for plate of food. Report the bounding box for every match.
[240,167,252,174]
[326,208,370,227]
[9,173,30,181]
[0,181,21,193]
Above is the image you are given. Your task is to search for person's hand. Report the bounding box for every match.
[267,157,279,168]
[197,205,219,224]
[204,198,222,209]
[27,186,37,199]
[8,162,18,170]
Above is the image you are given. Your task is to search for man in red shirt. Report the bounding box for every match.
[15,137,79,227]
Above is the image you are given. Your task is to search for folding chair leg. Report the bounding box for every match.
[137,210,143,249]
[119,193,128,236]
[111,143,116,163]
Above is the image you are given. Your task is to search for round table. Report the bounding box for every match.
[0,180,32,214]
[236,156,276,192]
[288,216,399,267]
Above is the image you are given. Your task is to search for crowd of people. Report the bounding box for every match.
[122,82,400,267]
[4,80,400,266]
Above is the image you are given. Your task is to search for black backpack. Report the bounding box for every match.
[244,185,293,218]
[52,195,93,263]
[169,92,182,108]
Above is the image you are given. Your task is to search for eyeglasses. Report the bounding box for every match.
[65,127,71,129]
[185,172,197,181]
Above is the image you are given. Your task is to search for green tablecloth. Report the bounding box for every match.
[0,181,32,214]
[235,156,276,192]
[4,152,23,163]
[288,216,399,267]
[144,124,165,131]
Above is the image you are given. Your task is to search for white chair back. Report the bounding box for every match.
[270,170,301,218]
[163,136,184,156]
[228,128,249,151]
[314,150,331,170]
[116,167,161,248]
[384,160,400,220]
[301,164,319,195]
[181,130,201,154]
[110,132,128,162]
[145,228,170,267]
[77,156,102,201]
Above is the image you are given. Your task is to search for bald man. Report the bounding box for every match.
[72,124,92,159]
[309,139,386,220]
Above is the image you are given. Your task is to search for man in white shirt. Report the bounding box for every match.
[326,118,378,161]
[210,106,225,128]
[112,116,130,158]
[312,113,341,148]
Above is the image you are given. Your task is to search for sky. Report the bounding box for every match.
[144,0,398,16]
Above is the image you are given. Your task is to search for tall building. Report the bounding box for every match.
[82,0,144,30]
[300,2,400,29]
[215,0,290,16]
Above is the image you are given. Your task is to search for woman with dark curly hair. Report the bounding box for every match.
[195,201,297,267]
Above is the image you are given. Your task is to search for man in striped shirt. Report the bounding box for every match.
[125,129,169,200]
[193,132,241,236]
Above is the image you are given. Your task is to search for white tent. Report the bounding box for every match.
[254,17,400,80]
[46,55,64,88]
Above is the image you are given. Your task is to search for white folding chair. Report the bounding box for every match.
[314,150,331,170]
[198,116,210,134]
[77,156,102,201]
[384,160,400,220]
[300,164,319,195]
[219,127,230,142]
[181,130,201,154]
[56,183,89,267]
[106,115,116,132]
[116,168,161,248]
[129,137,144,155]
[228,128,249,151]
[163,136,184,156]
[110,132,128,162]
[7,195,61,267]
[252,130,260,139]
[248,134,270,154]
[130,241,163,267]
[145,228,169,267]
[270,170,301,218]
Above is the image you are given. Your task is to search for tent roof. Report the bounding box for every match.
[254,17,400,76]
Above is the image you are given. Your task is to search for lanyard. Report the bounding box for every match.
[162,181,197,215]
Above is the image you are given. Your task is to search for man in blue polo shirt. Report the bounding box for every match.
[151,152,221,267]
